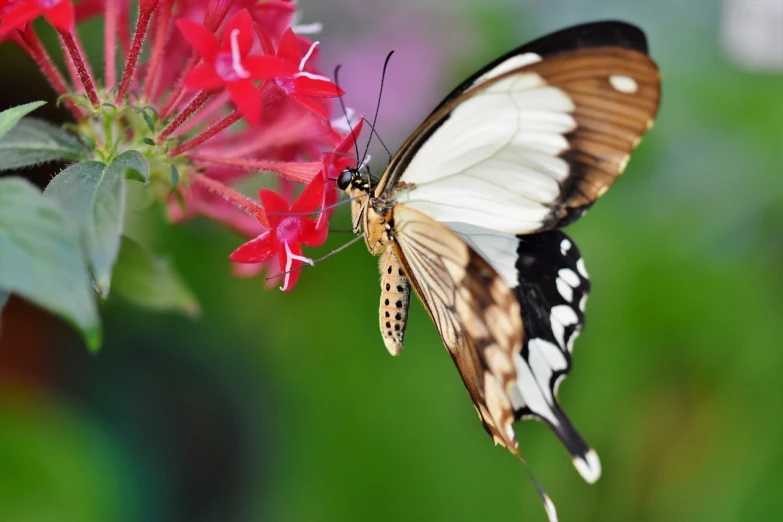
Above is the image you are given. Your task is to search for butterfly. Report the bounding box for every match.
[336,20,660,520]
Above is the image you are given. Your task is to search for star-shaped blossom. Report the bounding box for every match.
[229,175,328,291]
[313,118,364,229]
[177,9,298,125]
[0,0,74,36]
[257,26,343,118]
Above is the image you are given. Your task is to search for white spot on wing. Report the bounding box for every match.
[579,294,588,313]
[558,268,580,287]
[556,278,573,302]
[609,74,638,93]
[513,354,559,426]
[560,239,571,255]
[474,52,542,85]
[576,258,589,278]
[573,448,602,484]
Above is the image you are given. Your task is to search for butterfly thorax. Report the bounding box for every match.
[345,176,395,256]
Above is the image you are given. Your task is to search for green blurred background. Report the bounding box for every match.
[1,0,782,521]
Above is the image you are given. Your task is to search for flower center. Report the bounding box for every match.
[276,216,302,243]
[213,30,251,82]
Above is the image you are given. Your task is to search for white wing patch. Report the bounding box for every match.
[446,222,519,288]
[394,72,576,234]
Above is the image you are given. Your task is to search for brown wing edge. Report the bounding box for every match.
[391,204,524,454]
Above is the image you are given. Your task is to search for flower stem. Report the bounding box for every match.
[189,172,270,229]
[115,2,158,103]
[187,154,322,183]
[104,0,118,88]
[142,0,174,102]
[158,53,198,119]
[157,91,214,141]
[59,31,100,107]
[18,30,83,119]
[169,110,242,156]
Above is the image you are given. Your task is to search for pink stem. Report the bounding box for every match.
[115,2,158,103]
[157,91,214,141]
[169,110,242,156]
[189,172,270,229]
[159,53,198,119]
[18,31,83,119]
[141,0,174,102]
[59,31,100,107]
[187,154,321,183]
[103,0,118,88]
[176,91,230,136]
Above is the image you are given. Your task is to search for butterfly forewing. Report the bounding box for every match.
[377,29,660,235]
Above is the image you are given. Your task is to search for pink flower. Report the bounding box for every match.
[177,9,298,125]
[0,0,74,36]
[257,26,344,118]
[230,176,328,291]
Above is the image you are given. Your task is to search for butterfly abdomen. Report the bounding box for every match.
[378,248,411,356]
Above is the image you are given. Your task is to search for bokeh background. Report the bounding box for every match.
[1,0,782,521]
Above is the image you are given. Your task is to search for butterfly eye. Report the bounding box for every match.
[336,169,353,191]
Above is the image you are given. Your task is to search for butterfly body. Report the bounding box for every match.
[337,20,660,519]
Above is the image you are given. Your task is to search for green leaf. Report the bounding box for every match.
[0,178,101,350]
[0,101,46,139]
[0,118,86,170]
[111,149,149,183]
[111,237,200,317]
[44,159,127,299]
[140,137,154,146]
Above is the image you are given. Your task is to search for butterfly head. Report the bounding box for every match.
[336,167,371,194]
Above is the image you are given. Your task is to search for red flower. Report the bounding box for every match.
[257,26,343,118]
[177,9,298,125]
[314,117,363,229]
[229,176,328,291]
[0,0,74,36]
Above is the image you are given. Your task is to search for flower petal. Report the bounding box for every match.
[43,0,75,32]
[277,27,300,65]
[259,189,291,223]
[227,80,262,125]
[253,23,276,55]
[289,94,328,118]
[229,232,276,263]
[244,55,299,79]
[315,179,338,230]
[291,174,324,215]
[336,117,363,156]
[220,9,253,55]
[0,2,41,36]
[293,75,344,98]
[183,62,224,91]
[176,19,220,61]
[301,216,329,246]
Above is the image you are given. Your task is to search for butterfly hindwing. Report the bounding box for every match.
[392,204,523,453]
[512,229,599,483]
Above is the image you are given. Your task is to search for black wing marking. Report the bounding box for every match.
[511,229,601,483]
[431,20,649,114]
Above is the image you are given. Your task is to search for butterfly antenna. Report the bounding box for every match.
[361,116,393,163]
[360,50,395,166]
[266,235,364,284]
[267,194,364,217]
[516,454,559,522]
[334,64,361,162]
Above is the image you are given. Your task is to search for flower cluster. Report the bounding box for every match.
[0,0,362,291]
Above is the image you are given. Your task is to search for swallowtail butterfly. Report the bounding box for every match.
[337,21,660,520]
